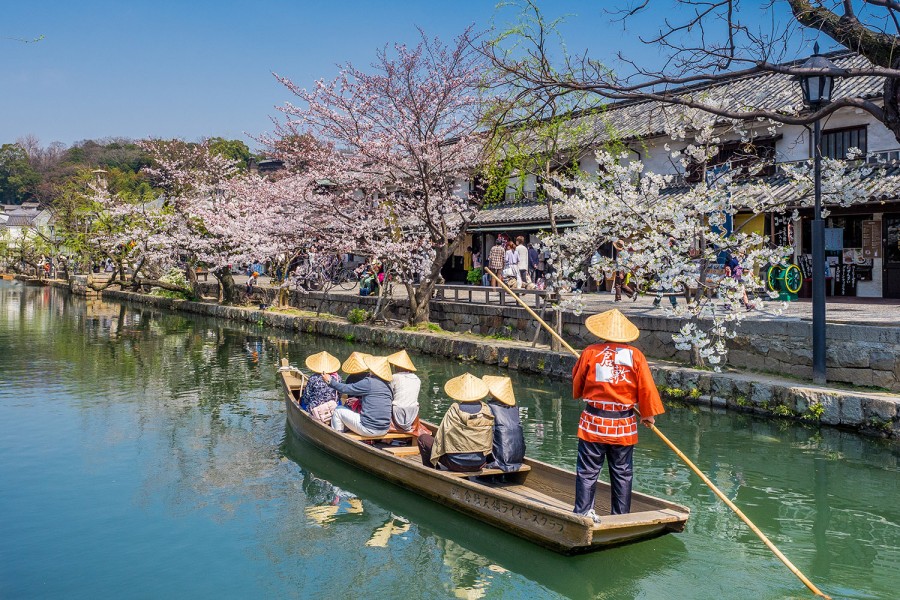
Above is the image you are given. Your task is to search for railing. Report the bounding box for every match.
[420,283,554,309]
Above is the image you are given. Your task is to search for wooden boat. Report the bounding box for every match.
[279,361,690,554]
[0,274,14,281]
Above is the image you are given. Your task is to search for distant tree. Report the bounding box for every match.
[207,138,253,171]
[0,144,40,204]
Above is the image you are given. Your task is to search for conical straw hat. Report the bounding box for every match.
[584,309,640,343]
[364,355,393,382]
[342,352,373,374]
[387,349,416,372]
[481,375,516,406]
[305,351,340,374]
[444,373,489,403]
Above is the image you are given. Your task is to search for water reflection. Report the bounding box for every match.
[1,281,899,599]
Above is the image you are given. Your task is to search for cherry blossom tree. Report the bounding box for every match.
[541,110,885,367]
[266,27,492,325]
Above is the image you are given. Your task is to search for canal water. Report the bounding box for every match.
[0,282,898,599]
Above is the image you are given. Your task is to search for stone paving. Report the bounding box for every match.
[237,275,900,326]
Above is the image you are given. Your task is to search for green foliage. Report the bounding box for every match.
[735,395,751,407]
[467,267,483,284]
[347,308,369,324]
[772,404,794,417]
[343,333,356,342]
[0,143,40,204]
[867,417,894,433]
[688,387,702,400]
[151,268,191,300]
[805,402,825,421]
[207,137,253,171]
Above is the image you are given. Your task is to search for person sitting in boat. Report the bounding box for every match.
[341,352,373,385]
[418,373,495,473]
[323,355,393,437]
[571,309,664,523]
[387,349,421,432]
[299,351,341,423]
[340,351,372,411]
[481,375,525,472]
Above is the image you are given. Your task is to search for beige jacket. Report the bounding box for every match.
[430,402,495,466]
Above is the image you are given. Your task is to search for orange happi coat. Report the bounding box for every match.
[572,343,665,445]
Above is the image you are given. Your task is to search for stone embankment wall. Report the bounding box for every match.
[236,287,900,393]
[104,288,900,439]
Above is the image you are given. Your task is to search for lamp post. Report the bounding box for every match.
[797,43,839,385]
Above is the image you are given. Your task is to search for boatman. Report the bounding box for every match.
[571,308,664,523]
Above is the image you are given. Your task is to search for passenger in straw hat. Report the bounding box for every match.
[299,352,342,421]
[341,351,373,385]
[387,350,421,433]
[323,355,394,437]
[571,309,664,523]
[417,373,495,472]
[481,375,525,473]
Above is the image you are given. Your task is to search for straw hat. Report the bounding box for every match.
[342,352,373,375]
[444,373,489,403]
[584,309,640,343]
[305,351,340,374]
[386,349,416,372]
[364,355,393,382]
[482,375,516,406]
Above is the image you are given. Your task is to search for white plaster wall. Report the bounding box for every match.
[777,106,899,162]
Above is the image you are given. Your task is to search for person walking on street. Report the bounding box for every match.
[527,243,539,284]
[488,239,505,287]
[614,269,637,302]
[504,241,521,287]
[515,236,530,285]
[571,309,665,523]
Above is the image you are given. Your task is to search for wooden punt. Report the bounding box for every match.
[279,363,690,554]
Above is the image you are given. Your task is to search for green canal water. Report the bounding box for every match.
[0,282,898,599]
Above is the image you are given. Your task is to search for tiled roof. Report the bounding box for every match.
[473,201,573,226]
[568,52,883,144]
[2,215,35,227]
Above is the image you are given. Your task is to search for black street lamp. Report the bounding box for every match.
[797,43,839,385]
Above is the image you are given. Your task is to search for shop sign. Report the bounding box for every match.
[862,220,882,259]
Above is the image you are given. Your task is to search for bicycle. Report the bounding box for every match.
[330,266,358,291]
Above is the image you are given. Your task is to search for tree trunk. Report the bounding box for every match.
[216,268,237,305]
[883,64,900,143]
[406,242,460,325]
[185,265,201,299]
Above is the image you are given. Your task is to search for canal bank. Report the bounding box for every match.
[96,286,900,440]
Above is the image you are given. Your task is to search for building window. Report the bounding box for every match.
[821,126,867,160]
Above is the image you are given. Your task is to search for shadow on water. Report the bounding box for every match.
[279,423,688,600]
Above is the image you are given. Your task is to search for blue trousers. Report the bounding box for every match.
[574,440,634,515]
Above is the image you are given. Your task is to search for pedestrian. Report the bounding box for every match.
[515,236,530,284]
[487,238,505,287]
[504,240,521,287]
[571,309,665,523]
[528,243,539,283]
[614,269,636,302]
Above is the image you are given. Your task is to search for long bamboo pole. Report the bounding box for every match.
[483,268,830,599]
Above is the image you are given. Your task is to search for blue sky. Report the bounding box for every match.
[2,1,822,150]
